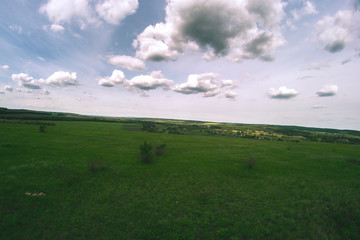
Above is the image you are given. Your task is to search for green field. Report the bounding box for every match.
[1,119,360,239]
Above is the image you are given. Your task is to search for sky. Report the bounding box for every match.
[1,0,360,130]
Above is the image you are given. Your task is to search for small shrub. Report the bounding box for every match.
[347,159,360,165]
[246,156,256,169]
[87,159,108,173]
[139,141,154,163]
[155,143,166,156]
[39,125,46,133]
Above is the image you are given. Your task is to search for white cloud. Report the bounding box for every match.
[40,0,138,29]
[173,72,240,98]
[221,79,237,89]
[98,69,126,87]
[107,55,146,71]
[301,1,317,15]
[41,71,79,87]
[128,71,173,91]
[316,10,357,53]
[11,72,78,90]
[173,73,220,97]
[4,85,13,92]
[96,0,138,25]
[39,0,93,27]
[1,65,10,70]
[312,104,326,109]
[224,90,238,99]
[202,51,217,61]
[50,24,65,33]
[11,73,42,90]
[316,85,338,97]
[246,0,285,27]
[132,23,181,61]
[43,24,65,33]
[134,0,286,62]
[98,70,173,94]
[268,86,299,99]
[291,1,317,21]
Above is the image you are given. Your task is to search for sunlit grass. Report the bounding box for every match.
[0,121,359,239]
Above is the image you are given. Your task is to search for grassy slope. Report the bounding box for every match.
[1,121,359,240]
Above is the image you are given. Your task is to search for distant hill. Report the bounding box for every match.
[0,107,123,122]
[1,107,359,141]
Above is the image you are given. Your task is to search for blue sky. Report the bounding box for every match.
[1,0,359,130]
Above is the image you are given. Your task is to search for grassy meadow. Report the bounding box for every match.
[1,120,360,239]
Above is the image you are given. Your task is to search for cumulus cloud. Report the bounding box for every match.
[40,0,93,27]
[246,0,285,27]
[107,55,146,71]
[268,86,299,99]
[12,71,79,90]
[43,24,65,33]
[173,73,221,97]
[1,65,10,70]
[202,51,217,61]
[224,90,238,99]
[291,1,317,21]
[40,0,138,29]
[316,85,338,97]
[98,69,126,87]
[133,0,286,62]
[41,71,78,87]
[316,10,356,53]
[221,79,237,89]
[173,73,239,98]
[12,73,42,89]
[128,71,173,91]
[4,85,13,92]
[96,0,138,25]
[221,80,238,99]
[50,24,65,33]
[132,23,181,61]
[98,70,174,95]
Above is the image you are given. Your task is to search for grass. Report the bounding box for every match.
[0,121,359,239]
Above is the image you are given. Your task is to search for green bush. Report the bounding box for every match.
[39,125,46,133]
[139,141,154,163]
[246,156,256,169]
[155,143,166,156]
[87,159,108,173]
[347,159,360,165]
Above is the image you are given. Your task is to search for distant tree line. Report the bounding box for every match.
[141,121,360,145]
[0,119,56,126]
